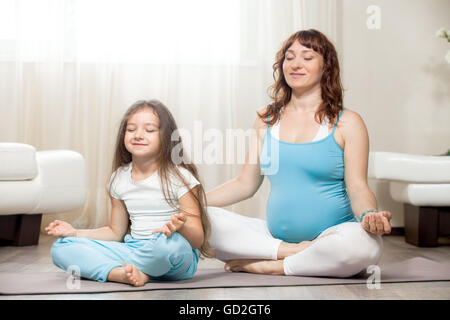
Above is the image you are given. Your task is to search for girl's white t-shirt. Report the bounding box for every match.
[109,163,200,239]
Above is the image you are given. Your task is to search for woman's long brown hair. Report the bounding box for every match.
[259,29,344,126]
[110,99,214,258]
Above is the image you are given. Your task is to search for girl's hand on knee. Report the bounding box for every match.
[45,220,77,237]
[151,213,186,237]
[362,211,392,236]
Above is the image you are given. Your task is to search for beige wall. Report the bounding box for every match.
[339,0,450,226]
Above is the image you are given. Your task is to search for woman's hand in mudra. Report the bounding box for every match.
[361,211,392,236]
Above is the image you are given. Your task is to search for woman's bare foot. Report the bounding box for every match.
[277,240,313,259]
[225,259,284,275]
[124,264,149,287]
[277,232,335,259]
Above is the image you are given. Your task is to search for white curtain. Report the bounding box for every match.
[0,0,337,230]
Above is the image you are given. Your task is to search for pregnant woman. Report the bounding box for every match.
[206,29,392,278]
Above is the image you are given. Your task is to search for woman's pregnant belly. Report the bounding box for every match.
[266,187,355,243]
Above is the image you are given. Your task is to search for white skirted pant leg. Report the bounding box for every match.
[283,221,383,278]
[207,206,383,278]
[207,206,281,261]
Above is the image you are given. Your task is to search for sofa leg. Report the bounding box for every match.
[0,214,42,246]
[404,204,439,247]
[14,214,43,246]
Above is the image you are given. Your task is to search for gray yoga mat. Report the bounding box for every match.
[1,257,449,295]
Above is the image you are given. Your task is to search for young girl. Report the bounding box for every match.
[46,99,213,287]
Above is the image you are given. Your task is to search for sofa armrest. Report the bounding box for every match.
[369,151,450,183]
[33,150,87,214]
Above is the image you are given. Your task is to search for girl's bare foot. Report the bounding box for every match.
[225,259,284,275]
[107,265,149,287]
[124,264,149,287]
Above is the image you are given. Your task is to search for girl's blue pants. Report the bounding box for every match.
[50,232,199,282]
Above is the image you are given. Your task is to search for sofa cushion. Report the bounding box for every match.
[0,143,38,181]
[390,181,450,206]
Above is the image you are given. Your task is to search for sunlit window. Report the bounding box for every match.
[0,0,240,64]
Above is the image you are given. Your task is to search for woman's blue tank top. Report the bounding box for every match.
[260,109,356,243]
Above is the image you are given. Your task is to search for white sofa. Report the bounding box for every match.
[0,143,86,246]
[368,151,450,246]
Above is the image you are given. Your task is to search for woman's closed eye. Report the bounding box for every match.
[126,128,155,133]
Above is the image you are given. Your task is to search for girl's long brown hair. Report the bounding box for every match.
[110,99,214,258]
[259,29,344,126]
